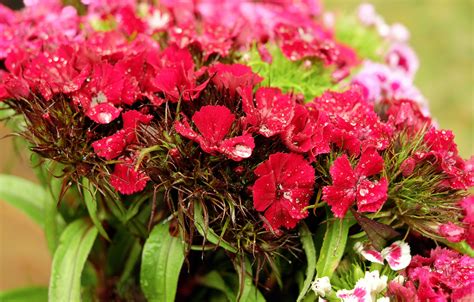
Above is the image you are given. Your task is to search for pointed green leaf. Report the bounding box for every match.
[234,258,266,302]
[49,219,98,302]
[316,212,354,278]
[140,221,185,302]
[0,286,48,302]
[82,178,110,240]
[194,202,237,253]
[297,223,316,302]
[199,271,236,302]
[0,174,47,227]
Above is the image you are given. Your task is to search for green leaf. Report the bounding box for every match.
[351,210,399,250]
[316,213,353,278]
[49,219,98,302]
[140,221,185,302]
[44,170,66,254]
[82,178,110,240]
[199,271,236,302]
[194,202,238,253]
[297,223,317,302]
[0,286,48,302]
[0,174,47,227]
[234,258,266,302]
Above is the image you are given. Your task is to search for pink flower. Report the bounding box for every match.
[323,148,388,218]
[252,152,315,232]
[208,63,263,98]
[439,222,465,243]
[461,196,474,248]
[153,45,209,102]
[385,43,419,79]
[418,128,473,189]
[355,241,412,271]
[174,105,254,161]
[311,86,392,156]
[241,87,295,137]
[386,99,431,135]
[281,104,331,159]
[110,157,149,195]
[92,110,153,160]
[336,270,388,302]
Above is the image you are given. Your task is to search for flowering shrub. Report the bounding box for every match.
[0,0,473,301]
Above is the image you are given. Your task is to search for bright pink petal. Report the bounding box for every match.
[192,105,235,145]
[86,103,122,124]
[323,185,356,218]
[354,242,384,264]
[329,155,357,188]
[110,158,149,195]
[355,148,385,178]
[219,133,255,161]
[356,178,388,213]
[122,110,153,143]
[92,130,127,160]
[382,241,411,271]
[254,87,295,137]
[439,222,465,243]
[264,200,300,231]
[253,173,277,212]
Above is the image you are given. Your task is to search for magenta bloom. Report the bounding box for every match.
[281,104,331,159]
[242,87,295,137]
[110,157,149,195]
[311,86,392,156]
[208,63,263,98]
[323,148,388,218]
[174,105,255,161]
[252,152,315,232]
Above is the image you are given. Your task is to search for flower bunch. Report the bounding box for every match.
[0,0,473,301]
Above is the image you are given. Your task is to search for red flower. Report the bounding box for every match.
[92,110,153,160]
[461,196,474,248]
[153,45,209,102]
[241,87,295,137]
[281,104,331,159]
[311,86,392,155]
[418,128,472,189]
[323,148,388,218]
[110,157,149,195]
[252,152,315,232]
[386,99,431,135]
[174,105,254,161]
[208,63,263,98]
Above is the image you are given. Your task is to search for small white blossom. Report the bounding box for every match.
[311,276,331,297]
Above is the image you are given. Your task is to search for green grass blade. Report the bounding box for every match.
[297,223,317,302]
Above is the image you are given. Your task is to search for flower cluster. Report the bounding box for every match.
[1,0,473,300]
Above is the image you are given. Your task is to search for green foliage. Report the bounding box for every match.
[233,258,266,302]
[140,221,185,302]
[0,287,48,302]
[245,45,336,101]
[194,202,238,253]
[334,16,384,61]
[316,211,355,278]
[82,178,110,240]
[199,271,236,302]
[49,219,98,302]
[296,223,317,302]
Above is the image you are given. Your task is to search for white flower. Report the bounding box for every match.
[354,241,412,271]
[336,270,388,302]
[311,276,332,297]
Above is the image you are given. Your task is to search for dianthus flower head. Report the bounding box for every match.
[174,105,254,161]
[311,86,392,156]
[110,156,149,195]
[323,148,388,218]
[252,152,315,233]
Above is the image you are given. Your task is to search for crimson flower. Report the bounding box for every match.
[241,87,295,137]
[208,63,263,98]
[252,152,315,232]
[281,104,331,160]
[174,105,254,161]
[311,86,393,156]
[153,45,209,102]
[92,110,153,160]
[110,157,149,195]
[323,148,388,218]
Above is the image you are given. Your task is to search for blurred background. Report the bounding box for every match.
[0,0,473,292]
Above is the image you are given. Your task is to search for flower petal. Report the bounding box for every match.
[381,241,411,271]
[356,178,388,213]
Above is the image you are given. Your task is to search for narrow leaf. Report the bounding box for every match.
[0,174,47,227]
[234,258,266,302]
[316,212,353,278]
[140,221,185,302]
[82,178,110,240]
[0,286,48,302]
[297,223,316,302]
[194,202,237,253]
[49,219,98,302]
[199,271,236,302]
